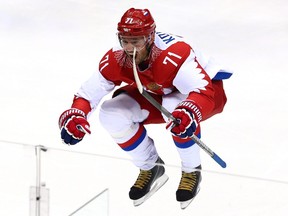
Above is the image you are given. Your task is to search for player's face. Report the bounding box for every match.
[119,35,149,64]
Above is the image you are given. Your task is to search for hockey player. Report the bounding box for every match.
[59,8,232,208]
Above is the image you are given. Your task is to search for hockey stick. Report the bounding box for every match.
[132,48,226,168]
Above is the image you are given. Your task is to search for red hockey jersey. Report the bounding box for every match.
[72,32,232,121]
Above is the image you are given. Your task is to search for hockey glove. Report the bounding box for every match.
[59,108,91,145]
[166,100,200,139]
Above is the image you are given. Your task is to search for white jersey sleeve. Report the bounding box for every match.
[173,52,209,94]
[76,71,115,111]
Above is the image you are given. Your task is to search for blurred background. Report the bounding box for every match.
[1,0,288,215]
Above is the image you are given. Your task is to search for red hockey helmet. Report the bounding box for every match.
[117,8,156,36]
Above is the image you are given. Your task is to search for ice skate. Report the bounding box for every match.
[176,165,202,209]
[129,157,169,206]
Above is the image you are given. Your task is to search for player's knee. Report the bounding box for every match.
[99,100,130,131]
[99,100,141,139]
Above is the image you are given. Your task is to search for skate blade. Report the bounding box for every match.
[180,198,194,209]
[180,186,200,210]
[133,174,169,207]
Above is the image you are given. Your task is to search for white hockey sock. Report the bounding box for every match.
[177,144,201,173]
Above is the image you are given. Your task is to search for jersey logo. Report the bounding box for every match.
[146,82,162,91]
[156,32,175,44]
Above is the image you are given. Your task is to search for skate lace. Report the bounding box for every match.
[133,170,152,189]
[178,172,197,191]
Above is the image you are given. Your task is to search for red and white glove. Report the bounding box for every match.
[166,100,201,138]
[59,108,91,145]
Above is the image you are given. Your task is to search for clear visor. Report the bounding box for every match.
[118,34,149,52]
